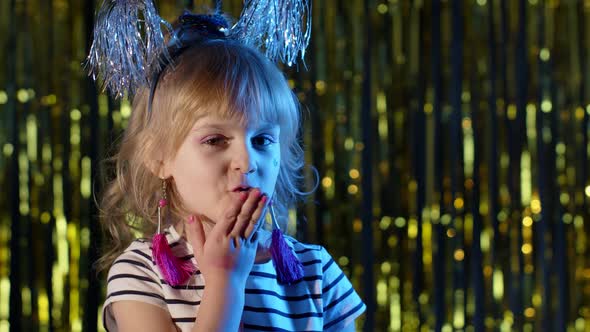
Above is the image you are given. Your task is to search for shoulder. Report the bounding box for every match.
[286,237,366,331]
[106,232,189,283]
[107,239,160,282]
[284,236,335,274]
[286,236,324,260]
[103,238,171,330]
[104,239,167,303]
[102,227,201,331]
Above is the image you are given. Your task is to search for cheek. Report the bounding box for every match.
[171,165,206,202]
[274,145,282,165]
[171,164,225,214]
[263,148,281,190]
[168,149,224,208]
[266,146,281,172]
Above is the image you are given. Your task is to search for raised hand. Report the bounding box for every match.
[185,188,268,287]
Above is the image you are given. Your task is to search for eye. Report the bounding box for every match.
[252,135,276,147]
[202,136,229,147]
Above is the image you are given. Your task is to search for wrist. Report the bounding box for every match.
[205,276,247,294]
[204,270,248,288]
[196,286,245,332]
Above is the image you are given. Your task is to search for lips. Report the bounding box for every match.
[232,185,253,192]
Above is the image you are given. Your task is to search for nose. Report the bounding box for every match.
[231,141,256,174]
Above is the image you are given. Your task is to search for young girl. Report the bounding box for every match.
[90,4,365,332]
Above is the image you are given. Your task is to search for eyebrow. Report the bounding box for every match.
[191,122,278,132]
[191,123,230,132]
[254,123,280,131]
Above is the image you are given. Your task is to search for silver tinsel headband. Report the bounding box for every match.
[85,0,311,99]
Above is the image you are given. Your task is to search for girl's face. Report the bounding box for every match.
[162,113,281,224]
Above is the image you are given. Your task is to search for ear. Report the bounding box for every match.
[144,159,171,179]
[142,137,174,178]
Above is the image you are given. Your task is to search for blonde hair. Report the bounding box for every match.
[97,40,308,272]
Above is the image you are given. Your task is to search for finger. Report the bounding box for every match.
[185,215,205,256]
[244,195,269,241]
[246,227,260,247]
[231,189,264,238]
[230,235,244,250]
[216,192,248,235]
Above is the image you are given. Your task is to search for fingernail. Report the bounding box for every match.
[187,215,195,224]
[240,192,248,201]
[260,195,267,204]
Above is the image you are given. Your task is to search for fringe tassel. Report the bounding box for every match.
[269,203,303,285]
[152,233,195,286]
[270,229,304,284]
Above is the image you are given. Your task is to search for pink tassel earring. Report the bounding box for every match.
[152,179,195,286]
[269,201,304,284]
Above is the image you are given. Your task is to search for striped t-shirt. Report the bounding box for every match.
[103,226,366,331]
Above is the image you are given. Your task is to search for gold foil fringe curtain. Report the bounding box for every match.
[0,0,589,331]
